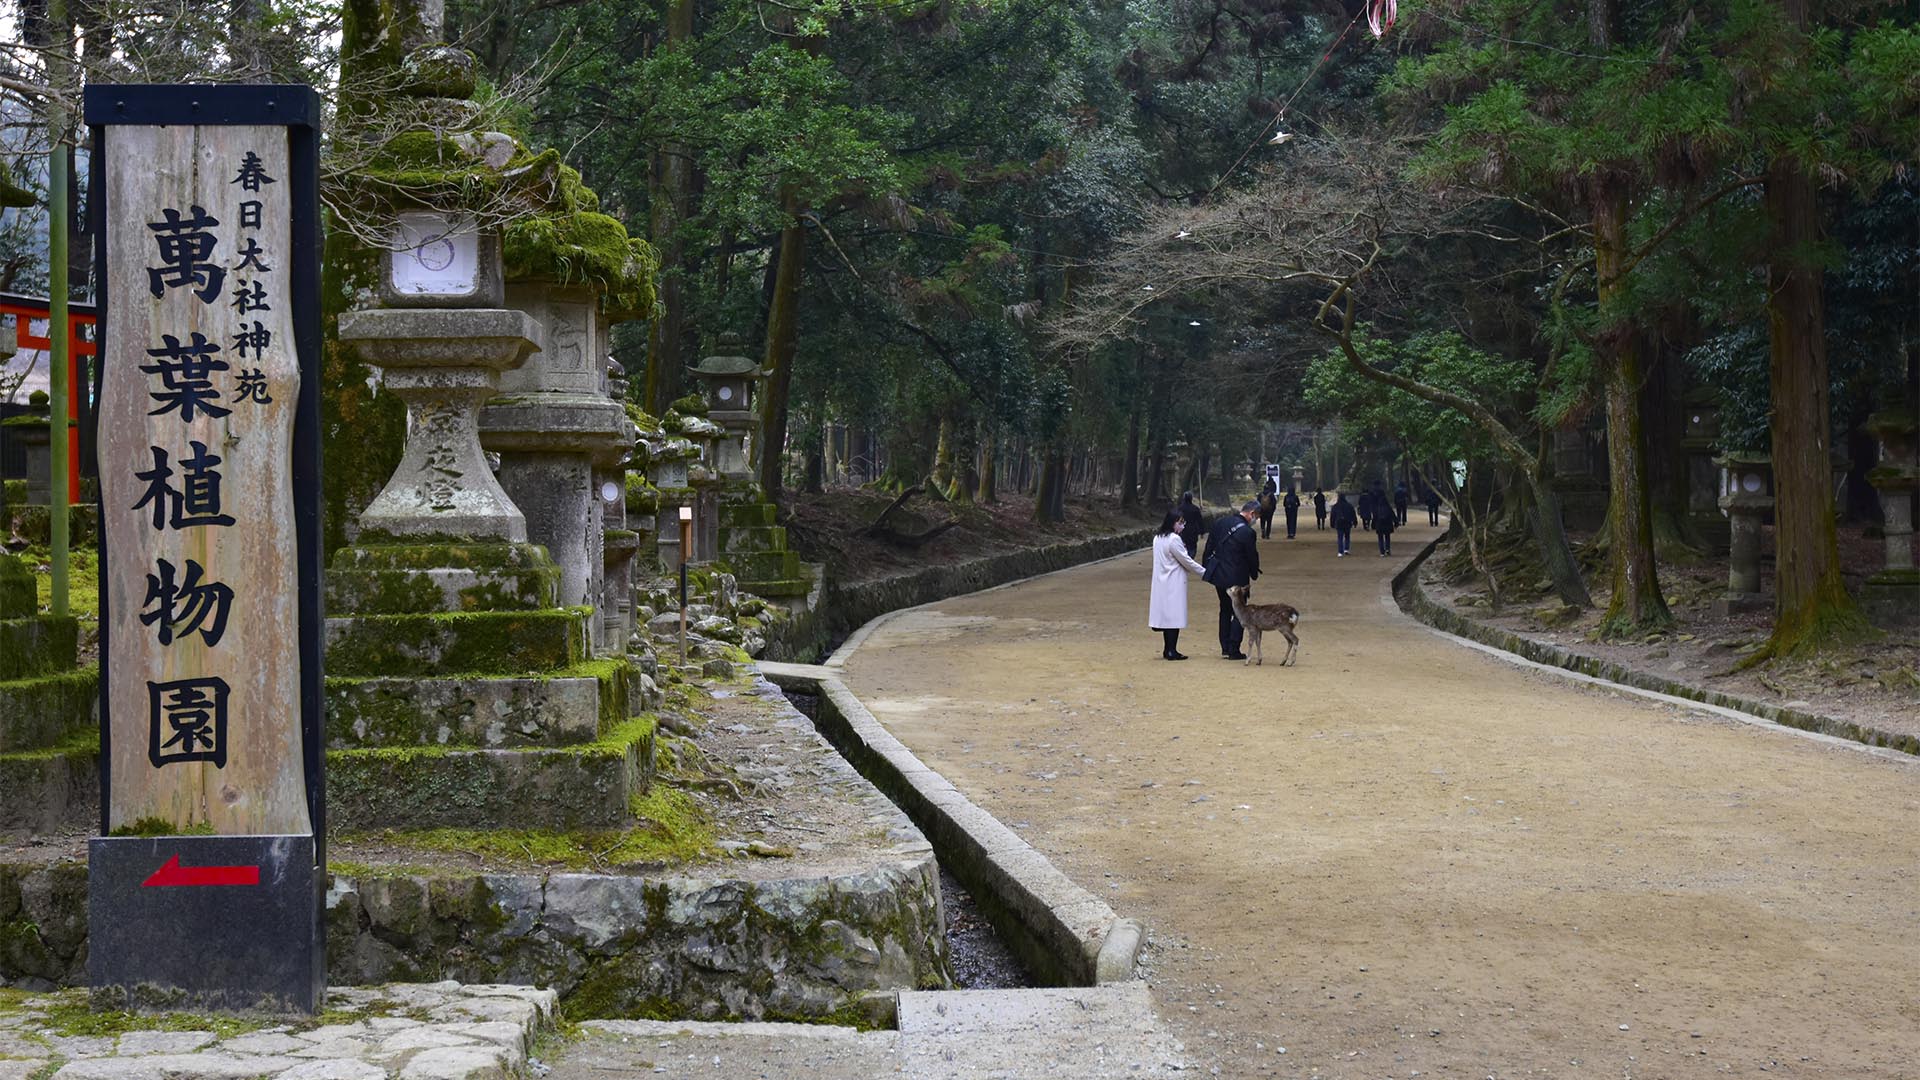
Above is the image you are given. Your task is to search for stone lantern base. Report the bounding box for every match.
[1859,568,1920,627]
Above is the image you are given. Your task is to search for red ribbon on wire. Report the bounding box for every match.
[1368,0,1397,38]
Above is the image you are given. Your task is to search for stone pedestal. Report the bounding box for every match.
[336,308,545,541]
[1712,453,1773,617]
[599,464,640,649]
[1862,408,1919,626]
[8,416,50,506]
[480,284,630,651]
[689,333,765,488]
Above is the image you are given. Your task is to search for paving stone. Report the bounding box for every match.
[52,1052,303,1079]
[44,1035,115,1058]
[0,1061,43,1080]
[116,1029,217,1055]
[395,1045,511,1079]
[0,1032,50,1058]
[297,1023,371,1043]
[216,1031,310,1055]
[292,1037,378,1059]
[277,1062,390,1080]
[373,1027,481,1055]
[437,1022,524,1052]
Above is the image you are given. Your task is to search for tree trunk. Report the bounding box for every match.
[757,210,805,504]
[1758,155,1871,658]
[931,417,955,495]
[1643,336,1705,562]
[1035,444,1067,523]
[1592,178,1672,637]
[802,411,825,495]
[643,0,696,404]
[978,433,997,503]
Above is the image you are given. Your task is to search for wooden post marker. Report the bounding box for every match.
[84,85,325,1015]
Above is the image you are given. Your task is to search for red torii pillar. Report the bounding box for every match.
[1,292,96,503]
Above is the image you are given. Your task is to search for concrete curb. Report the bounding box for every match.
[1390,535,1920,761]
[759,663,1144,987]
[823,542,1150,668]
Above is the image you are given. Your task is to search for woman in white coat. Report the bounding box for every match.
[1150,509,1208,660]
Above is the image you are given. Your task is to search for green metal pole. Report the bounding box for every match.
[47,0,70,618]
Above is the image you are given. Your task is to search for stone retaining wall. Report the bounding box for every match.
[3,852,945,1021]
[1392,538,1920,757]
[764,527,1154,662]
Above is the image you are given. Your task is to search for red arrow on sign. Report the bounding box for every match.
[141,854,260,888]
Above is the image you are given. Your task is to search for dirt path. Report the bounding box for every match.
[838,518,1920,1079]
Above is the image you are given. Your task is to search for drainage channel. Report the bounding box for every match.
[782,686,1037,992]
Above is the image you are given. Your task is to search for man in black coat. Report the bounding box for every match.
[1178,492,1206,557]
[1393,481,1411,525]
[1202,500,1262,659]
[1282,487,1301,539]
[1312,488,1328,530]
[1425,485,1442,525]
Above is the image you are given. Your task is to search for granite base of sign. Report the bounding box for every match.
[1860,567,1920,626]
[320,541,659,833]
[88,834,323,1014]
[0,553,100,833]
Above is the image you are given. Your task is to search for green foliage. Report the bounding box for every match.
[1304,331,1533,467]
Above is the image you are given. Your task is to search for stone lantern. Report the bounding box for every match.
[1680,388,1727,551]
[1862,406,1919,625]
[1713,452,1773,615]
[6,391,50,506]
[688,333,764,486]
[1290,463,1305,493]
[341,223,546,542]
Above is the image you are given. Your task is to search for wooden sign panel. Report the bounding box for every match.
[88,86,324,840]
[85,84,326,1014]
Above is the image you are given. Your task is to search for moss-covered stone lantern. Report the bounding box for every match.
[688,332,764,486]
[1713,452,1773,615]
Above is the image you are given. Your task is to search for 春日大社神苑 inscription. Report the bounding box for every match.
[101,124,307,835]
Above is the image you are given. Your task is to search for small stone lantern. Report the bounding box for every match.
[688,333,764,486]
[6,391,51,506]
[1862,406,1920,625]
[1713,452,1773,615]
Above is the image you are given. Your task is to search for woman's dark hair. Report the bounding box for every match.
[1156,509,1181,535]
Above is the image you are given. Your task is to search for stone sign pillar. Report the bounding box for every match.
[1862,408,1919,625]
[85,83,326,1014]
[480,284,630,651]
[1713,453,1773,616]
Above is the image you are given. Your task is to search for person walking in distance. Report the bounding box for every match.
[1178,491,1206,558]
[1425,485,1442,526]
[1374,493,1398,556]
[1329,491,1357,557]
[1282,486,1301,539]
[1202,500,1262,659]
[1149,509,1207,660]
[1312,487,1328,530]
[1358,486,1375,531]
[1393,481,1411,526]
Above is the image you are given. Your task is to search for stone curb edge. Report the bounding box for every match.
[758,663,1144,987]
[821,530,1155,668]
[1389,534,1920,760]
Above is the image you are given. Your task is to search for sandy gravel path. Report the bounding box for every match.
[838,519,1920,1079]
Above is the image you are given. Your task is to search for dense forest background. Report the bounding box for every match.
[0,0,1915,660]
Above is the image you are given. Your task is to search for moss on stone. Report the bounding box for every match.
[0,988,265,1039]
[325,607,589,677]
[502,164,658,318]
[108,818,215,838]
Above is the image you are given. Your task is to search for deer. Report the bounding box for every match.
[1227,584,1300,667]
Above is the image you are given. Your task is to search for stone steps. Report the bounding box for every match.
[718,502,778,528]
[736,576,811,599]
[325,664,623,750]
[327,716,656,831]
[721,524,786,554]
[327,542,563,616]
[325,608,591,677]
[0,665,97,753]
[0,715,659,834]
[0,615,77,681]
[0,732,98,832]
[723,549,801,584]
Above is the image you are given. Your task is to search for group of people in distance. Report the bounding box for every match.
[1147,479,1444,661]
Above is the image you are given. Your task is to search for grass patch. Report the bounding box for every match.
[0,989,265,1040]
[348,786,715,870]
[107,818,215,838]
